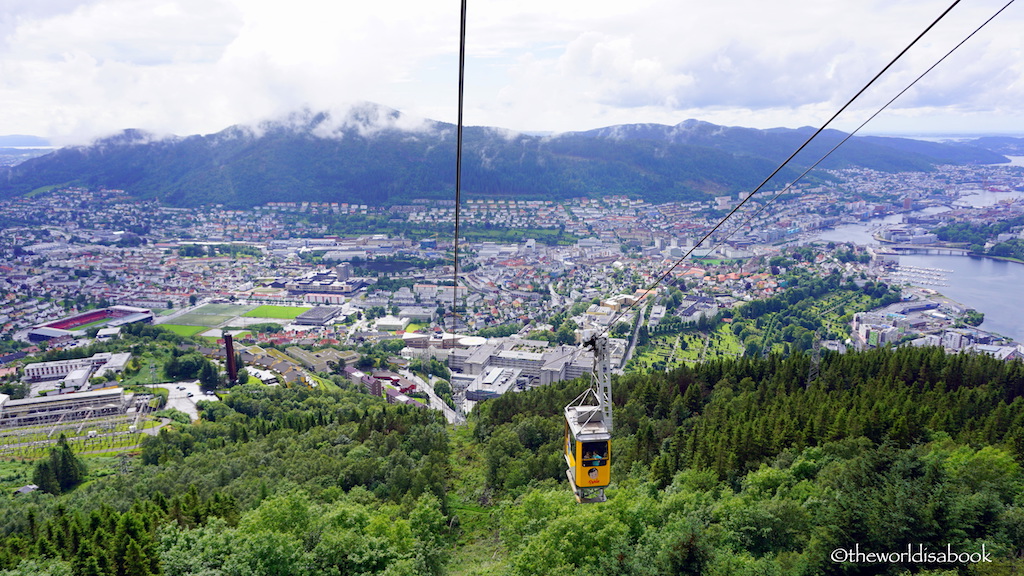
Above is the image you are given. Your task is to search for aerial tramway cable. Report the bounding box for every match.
[560,0,1003,502]
[446,0,1012,501]
[695,0,1017,274]
[604,0,976,333]
[451,0,467,335]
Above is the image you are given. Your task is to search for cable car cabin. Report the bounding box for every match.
[564,404,611,503]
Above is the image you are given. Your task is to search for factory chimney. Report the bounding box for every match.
[224,333,238,383]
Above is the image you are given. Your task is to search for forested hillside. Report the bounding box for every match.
[0,106,1009,209]
[3,346,1024,575]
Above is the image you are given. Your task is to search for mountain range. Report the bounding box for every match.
[0,103,1015,208]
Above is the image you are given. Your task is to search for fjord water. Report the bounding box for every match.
[808,197,1024,342]
[892,253,1024,342]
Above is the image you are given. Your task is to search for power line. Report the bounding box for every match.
[605,0,965,333]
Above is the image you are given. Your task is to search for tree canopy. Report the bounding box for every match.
[4,345,1024,574]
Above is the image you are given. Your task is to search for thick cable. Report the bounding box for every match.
[604,0,963,332]
[700,0,1016,267]
[451,0,467,336]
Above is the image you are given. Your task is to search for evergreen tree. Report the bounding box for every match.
[33,436,86,494]
[33,460,60,495]
[121,539,152,576]
[199,362,219,389]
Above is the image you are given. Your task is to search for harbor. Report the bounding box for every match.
[882,264,951,287]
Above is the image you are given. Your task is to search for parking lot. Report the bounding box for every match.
[153,381,218,421]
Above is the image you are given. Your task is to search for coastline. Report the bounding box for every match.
[878,265,1021,348]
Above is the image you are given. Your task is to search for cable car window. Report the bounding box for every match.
[581,441,608,466]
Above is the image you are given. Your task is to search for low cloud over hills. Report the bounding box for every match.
[0,103,1012,208]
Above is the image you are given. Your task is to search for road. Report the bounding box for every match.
[548,285,562,308]
[618,304,647,373]
[399,370,462,425]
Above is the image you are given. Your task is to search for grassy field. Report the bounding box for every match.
[675,333,706,363]
[814,292,869,339]
[447,427,508,575]
[76,318,112,330]
[729,290,864,356]
[160,324,209,337]
[120,351,169,386]
[26,183,70,198]
[243,305,310,319]
[633,339,678,371]
[193,303,256,316]
[0,460,34,491]
[82,456,127,482]
[308,374,339,391]
[712,324,744,356]
[169,313,234,327]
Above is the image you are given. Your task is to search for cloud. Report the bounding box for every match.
[307,103,436,139]
[0,0,88,49]
[0,0,1021,143]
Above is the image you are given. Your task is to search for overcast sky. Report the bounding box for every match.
[1,0,1022,145]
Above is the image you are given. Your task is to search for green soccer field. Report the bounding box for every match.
[243,305,311,319]
[160,324,209,337]
[193,303,256,316]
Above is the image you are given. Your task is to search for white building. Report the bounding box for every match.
[376,315,411,332]
[24,352,132,382]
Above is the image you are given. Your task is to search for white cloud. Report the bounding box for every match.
[0,0,1021,143]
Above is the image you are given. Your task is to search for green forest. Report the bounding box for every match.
[3,345,1024,575]
[8,116,1006,210]
[934,217,1024,247]
[934,218,1024,261]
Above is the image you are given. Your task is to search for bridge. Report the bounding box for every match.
[874,243,974,256]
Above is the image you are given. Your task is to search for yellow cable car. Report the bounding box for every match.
[564,334,613,503]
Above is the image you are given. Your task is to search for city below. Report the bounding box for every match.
[2,158,1024,423]
[5,3,1024,572]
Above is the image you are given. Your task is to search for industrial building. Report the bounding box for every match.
[398,306,435,322]
[285,346,357,373]
[0,387,129,428]
[466,367,523,401]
